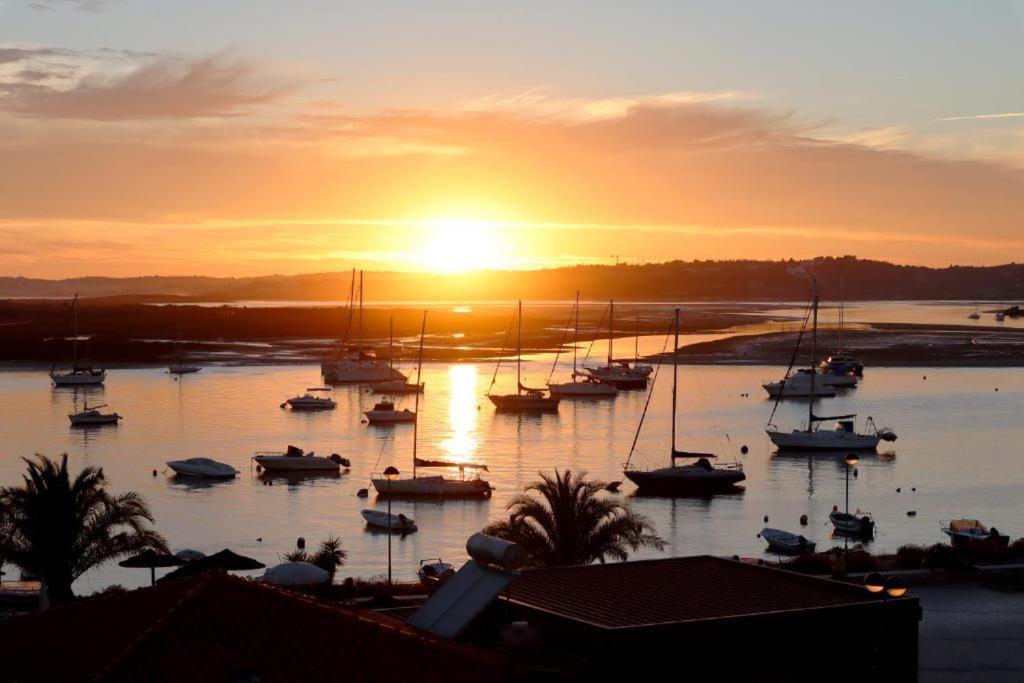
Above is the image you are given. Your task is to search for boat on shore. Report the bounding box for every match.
[253,445,347,472]
[361,509,417,532]
[760,528,816,555]
[623,308,745,494]
[68,403,121,426]
[166,457,238,479]
[941,519,1009,546]
[488,301,560,412]
[50,295,106,387]
[547,292,618,398]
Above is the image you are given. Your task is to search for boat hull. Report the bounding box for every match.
[168,366,201,375]
[768,429,879,450]
[166,460,238,478]
[761,528,816,555]
[624,466,746,494]
[321,360,406,384]
[286,399,336,410]
[369,380,425,394]
[361,509,417,532]
[830,511,875,538]
[253,455,340,472]
[364,410,416,424]
[488,394,561,412]
[68,415,120,426]
[370,475,492,498]
[762,381,836,398]
[51,371,106,386]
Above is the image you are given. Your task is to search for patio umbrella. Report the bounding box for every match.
[119,549,185,586]
[159,548,265,582]
[263,561,329,586]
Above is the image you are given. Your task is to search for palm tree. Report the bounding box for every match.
[0,454,167,604]
[483,469,665,567]
[284,535,347,579]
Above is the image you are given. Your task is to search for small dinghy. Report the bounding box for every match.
[760,527,816,555]
[68,403,121,426]
[166,457,238,479]
[361,509,417,532]
[830,508,875,538]
[418,558,455,585]
[941,519,1009,547]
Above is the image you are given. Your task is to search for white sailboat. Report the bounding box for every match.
[584,300,651,389]
[818,268,863,379]
[50,295,106,386]
[623,308,746,493]
[488,301,560,412]
[367,318,425,394]
[766,286,895,450]
[371,312,493,498]
[547,292,617,398]
[321,270,407,384]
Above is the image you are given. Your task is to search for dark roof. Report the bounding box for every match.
[505,555,881,629]
[0,571,504,683]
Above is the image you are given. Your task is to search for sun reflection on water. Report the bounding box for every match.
[439,364,479,461]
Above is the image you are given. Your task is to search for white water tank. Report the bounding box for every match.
[466,533,527,571]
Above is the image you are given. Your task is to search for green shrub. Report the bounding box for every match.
[895,544,927,570]
[783,552,832,575]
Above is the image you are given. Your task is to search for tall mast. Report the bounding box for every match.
[635,313,639,360]
[412,311,426,478]
[808,283,818,432]
[671,307,679,463]
[573,290,581,378]
[71,294,79,366]
[516,300,522,396]
[608,299,614,364]
[388,317,393,370]
[358,270,364,348]
[838,268,845,350]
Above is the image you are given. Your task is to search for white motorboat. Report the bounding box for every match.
[166,457,238,478]
[940,519,1009,546]
[547,292,619,399]
[418,558,455,585]
[365,400,416,424]
[623,308,746,494]
[763,371,837,398]
[50,294,106,387]
[321,270,407,384]
[284,389,337,410]
[68,404,121,426]
[253,445,347,472]
[371,312,494,499]
[361,509,417,532]
[488,301,561,412]
[760,528,816,555]
[830,509,875,538]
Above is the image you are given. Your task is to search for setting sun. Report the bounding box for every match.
[414,219,504,273]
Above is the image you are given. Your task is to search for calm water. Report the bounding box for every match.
[2,354,1022,592]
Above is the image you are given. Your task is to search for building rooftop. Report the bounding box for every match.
[505,555,882,629]
[0,571,504,683]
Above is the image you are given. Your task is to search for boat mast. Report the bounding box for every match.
[572,291,579,381]
[72,294,79,367]
[358,270,364,350]
[412,311,426,479]
[608,299,614,364]
[808,284,818,432]
[671,307,679,464]
[516,300,522,396]
[388,317,393,370]
[838,268,845,350]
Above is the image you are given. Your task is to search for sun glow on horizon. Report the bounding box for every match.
[415,219,505,273]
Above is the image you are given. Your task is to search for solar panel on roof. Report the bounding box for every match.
[407,559,516,639]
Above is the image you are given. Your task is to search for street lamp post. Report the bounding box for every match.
[841,453,859,577]
[383,465,400,586]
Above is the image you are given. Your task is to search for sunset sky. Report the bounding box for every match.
[2,1,1023,277]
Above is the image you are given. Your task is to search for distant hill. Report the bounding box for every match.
[2,257,1023,302]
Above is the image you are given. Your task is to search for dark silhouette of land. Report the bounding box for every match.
[3,256,1024,302]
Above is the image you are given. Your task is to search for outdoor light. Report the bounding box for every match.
[384,466,400,480]
[885,576,908,598]
[863,572,885,593]
[845,453,859,467]
[382,465,400,587]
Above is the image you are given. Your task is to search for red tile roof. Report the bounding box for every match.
[505,555,879,629]
[0,571,505,683]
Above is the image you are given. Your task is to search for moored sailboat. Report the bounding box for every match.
[623,308,746,494]
[547,292,617,398]
[488,301,560,412]
[50,294,106,387]
[584,300,650,390]
[371,312,493,498]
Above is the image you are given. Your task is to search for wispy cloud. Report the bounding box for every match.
[932,112,1024,122]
